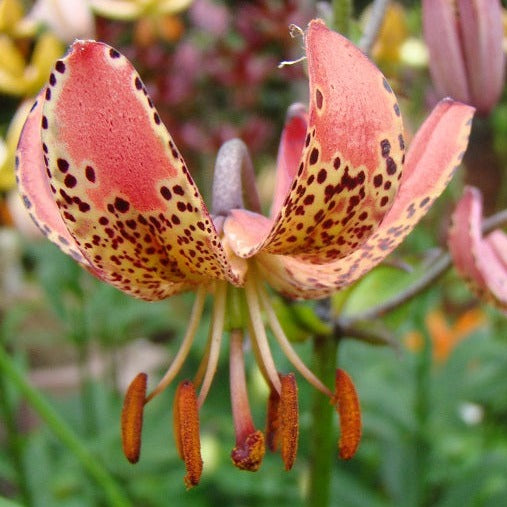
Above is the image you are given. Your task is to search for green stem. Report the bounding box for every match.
[77,340,98,436]
[413,330,432,506]
[307,334,338,507]
[0,344,132,507]
[0,355,32,505]
[332,0,352,37]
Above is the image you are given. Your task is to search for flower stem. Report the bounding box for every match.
[0,344,132,507]
[332,0,352,37]
[306,333,338,507]
[0,349,31,505]
[341,206,507,324]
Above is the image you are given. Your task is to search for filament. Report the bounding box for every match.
[256,279,333,398]
[146,285,207,403]
[244,276,282,394]
[197,282,227,408]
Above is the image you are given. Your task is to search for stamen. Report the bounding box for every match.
[266,385,280,452]
[265,373,299,471]
[193,327,211,389]
[229,329,266,471]
[145,285,207,403]
[256,279,333,398]
[334,368,362,460]
[198,282,227,407]
[244,277,282,394]
[121,372,147,464]
[279,373,299,471]
[248,320,272,388]
[173,380,203,488]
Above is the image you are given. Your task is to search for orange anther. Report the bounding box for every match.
[173,380,203,489]
[266,386,281,452]
[334,368,362,460]
[231,430,265,471]
[279,373,299,471]
[121,372,147,464]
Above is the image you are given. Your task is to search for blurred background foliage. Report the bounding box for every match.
[0,1,507,506]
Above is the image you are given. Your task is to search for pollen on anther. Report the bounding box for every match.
[173,380,203,488]
[279,373,299,471]
[121,372,147,464]
[333,368,361,460]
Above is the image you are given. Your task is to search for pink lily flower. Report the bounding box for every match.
[448,186,507,312]
[16,19,473,486]
[422,0,505,115]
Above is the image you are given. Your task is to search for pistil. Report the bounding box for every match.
[229,329,265,471]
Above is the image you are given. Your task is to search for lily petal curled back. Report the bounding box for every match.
[448,186,507,313]
[16,19,474,486]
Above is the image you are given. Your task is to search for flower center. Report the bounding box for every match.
[120,139,362,486]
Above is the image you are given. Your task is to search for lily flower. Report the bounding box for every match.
[16,19,473,487]
[448,186,507,312]
[0,99,33,191]
[0,0,35,38]
[422,0,505,115]
[0,31,63,96]
[90,0,193,21]
[27,0,95,44]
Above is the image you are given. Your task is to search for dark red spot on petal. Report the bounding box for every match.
[115,197,130,213]
[160,186,172,200]
[85,165,96,182]
[309,148,319,165]
[57,158,69,173]
[316,89,323,109]
[55,60,66,73]
[317,169,327,184]
[64,174,77,188]
[386,157,397,175]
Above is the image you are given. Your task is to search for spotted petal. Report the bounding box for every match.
[33,41,238,300]
[226,20,405,263]
[254,99,474,299]
[270,103,308,220]
[16,93,92,267]
[448,186,507,311]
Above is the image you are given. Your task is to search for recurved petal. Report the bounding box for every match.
[487,230,507,269]
[270,104,308,220]
[457,0,504,114]
[264,20,405,261]
[229,20,405,262]
[16,93,92,267]
[448,186,507,311]
[40,41,238,300]
[422,0,471,104]
[256,99,474,300]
